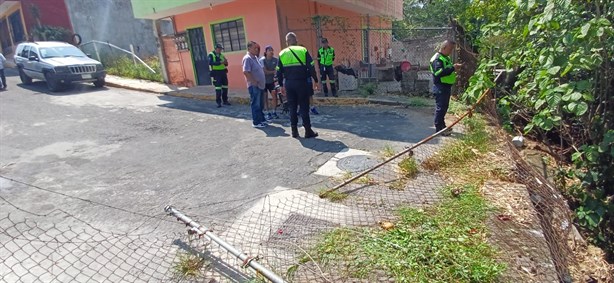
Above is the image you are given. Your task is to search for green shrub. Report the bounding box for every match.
[568,130,614,259]
[302,186,506,282]
[102,56,163,82]
[398,156,419,179]
[359,82,377,96]
[32,25,71,42]
[459,0,613,259]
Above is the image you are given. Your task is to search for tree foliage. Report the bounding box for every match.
[31,25,72,42]
[461,0,614,259]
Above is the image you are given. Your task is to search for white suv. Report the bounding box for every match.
[14,41,106,92]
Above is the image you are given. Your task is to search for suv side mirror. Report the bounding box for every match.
[29,56,38,61]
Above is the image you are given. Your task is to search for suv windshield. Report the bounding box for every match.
[40,46,87,59]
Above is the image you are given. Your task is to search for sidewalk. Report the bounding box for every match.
[105,75,430,107]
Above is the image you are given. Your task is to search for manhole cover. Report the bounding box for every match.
[337,155,378,173]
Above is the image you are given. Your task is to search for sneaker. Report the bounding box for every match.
[266,113,273,120]
[310,107,319,115]
[252,123,266,128]
[223,102,231,105]
[332,94,338,97]
[272,113,280,119]
[217,104,222,108]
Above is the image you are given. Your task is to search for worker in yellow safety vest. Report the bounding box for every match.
[209,43,230,107]
[317,38,337,97]
[430,40,462,136]
[276,32,320,139]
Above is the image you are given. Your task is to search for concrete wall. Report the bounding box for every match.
[64,0,158,57]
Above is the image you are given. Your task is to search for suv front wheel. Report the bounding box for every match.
[19,68,33,85]
[44,72,62,92]
[93,78,105,88]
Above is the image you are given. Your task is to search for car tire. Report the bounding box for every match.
[19,68,33,85]
[93,78,105,88]
[44,72,62,92]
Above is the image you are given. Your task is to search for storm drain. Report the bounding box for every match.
[336,155,379,173]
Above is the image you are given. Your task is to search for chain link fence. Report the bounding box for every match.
[2,92,591,282]
[2,26,607,283]
[283,15,453,97]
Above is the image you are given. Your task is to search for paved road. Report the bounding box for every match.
[0,67,440,233]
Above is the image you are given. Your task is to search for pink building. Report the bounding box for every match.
[132,0,403,89]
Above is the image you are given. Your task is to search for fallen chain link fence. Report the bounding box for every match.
[1,24,597,282]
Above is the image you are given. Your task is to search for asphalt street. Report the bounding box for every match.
[0,67,441,233]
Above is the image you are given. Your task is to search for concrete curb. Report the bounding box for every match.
[104,82,165,94]
[105,78,413,107]
[166,91,410,107]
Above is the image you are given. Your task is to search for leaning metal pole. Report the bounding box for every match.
[164,205,286,283]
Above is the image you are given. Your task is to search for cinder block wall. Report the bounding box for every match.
[64,0,158,57]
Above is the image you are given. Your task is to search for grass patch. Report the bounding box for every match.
[381,144,396,159]
[172,252,208,279]
[319,189,348,202]
[303,186,506,282]
[102,56,164,82]
[448,99,469,115]
[359,82,378,96]
[423,115,493,172]
[357,174,377,185]
[388,178,407,191]
[398,156,419,179]
[303,114,508,282]
[406,96,435,107]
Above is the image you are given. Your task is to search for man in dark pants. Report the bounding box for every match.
[208,43,230,108]
[277,32,320,139]
[317,38,337,97]
[430,40,462,136]
[0,52,6,90]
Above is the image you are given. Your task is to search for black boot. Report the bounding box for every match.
[291,126,300,138]
[304,127,318,139]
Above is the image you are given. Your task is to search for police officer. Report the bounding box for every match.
[277,32,320,139]
[209,43,230,107]
[317,38,337,97]
[430,40,462,136]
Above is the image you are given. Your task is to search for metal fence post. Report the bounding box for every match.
[165,205,286,283]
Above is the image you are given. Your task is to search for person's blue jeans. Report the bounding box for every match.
[249,86,265,125]
[433,85,451,132]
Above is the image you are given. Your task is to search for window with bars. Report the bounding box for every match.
[211,19,246,52]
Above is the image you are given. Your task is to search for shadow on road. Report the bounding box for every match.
[157,94,442,146]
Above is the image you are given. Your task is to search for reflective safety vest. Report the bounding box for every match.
[318,47,334,66]
[430,53,456,85]
[209,51,227,71]
[279,46,308,68]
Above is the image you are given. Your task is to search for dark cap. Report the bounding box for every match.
[215,43,224,49]
[321,38,328,43]
[264,45,273,51]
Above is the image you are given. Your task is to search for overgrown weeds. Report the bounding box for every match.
[380,144,396,159]
[318,189,348,202]
[102,56,164,82]
[398,156,419,179]
[358,82,378,96]
[423,115,493,174]
[172,252,208,279]
[301,114,511,281]
[406,96,434,107]
[301,185,505,282]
